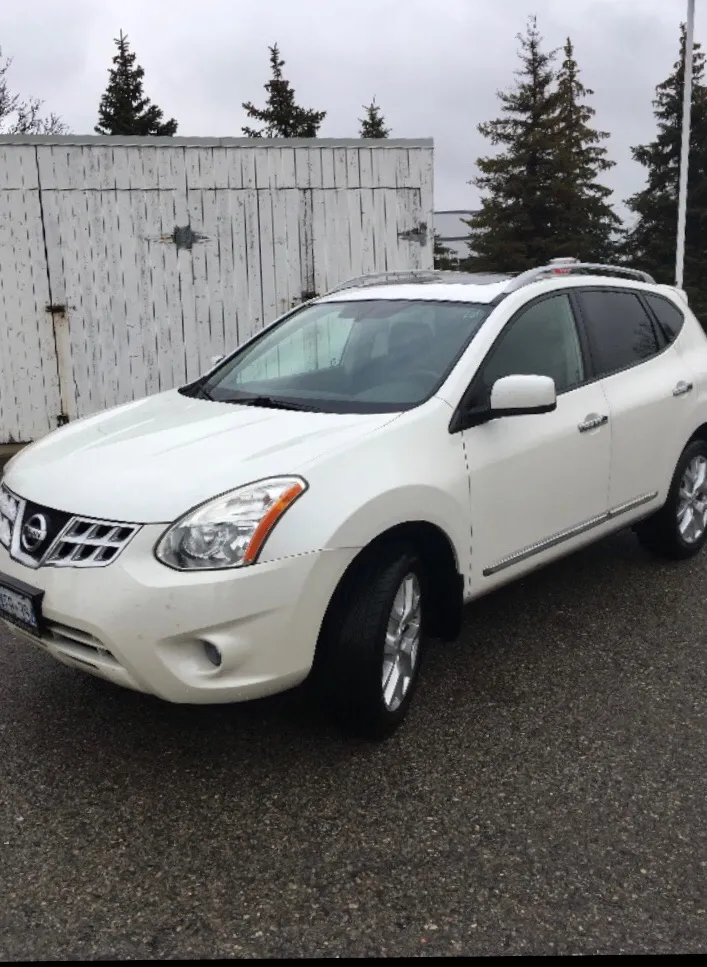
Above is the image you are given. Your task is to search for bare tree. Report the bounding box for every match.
[0,47,68,134]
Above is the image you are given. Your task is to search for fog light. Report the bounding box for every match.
[203,642,222,667]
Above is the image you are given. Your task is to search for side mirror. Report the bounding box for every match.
[448,373,557,433]
[490,374,557,417]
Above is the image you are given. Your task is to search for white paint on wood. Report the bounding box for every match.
[0,186,61,440]
[0,139,434,443]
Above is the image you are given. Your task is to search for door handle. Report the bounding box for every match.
[673,380,693,397]
[578,413,608,433]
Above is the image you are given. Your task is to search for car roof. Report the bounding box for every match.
[321,281,511,305]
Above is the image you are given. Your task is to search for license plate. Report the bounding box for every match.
[0,572,44,634]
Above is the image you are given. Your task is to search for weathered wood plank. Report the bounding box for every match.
[0,146,39,190]
[346,148,360,189]
[333,148,348,189]
[372,188,388,271]
[258,189,277,325]
[242,189,263,340]
[321,148,336,189]
[214,190,237,353]
[311,188,329,295]
[271,187,294,315]
[0,189,58,439]
[156,188,184,388]
[185,187,209,376]
[358,187,376,276]
[347,189,364,281]
[358,147,373,189]
[294,147,311,189]
[228,190,250,347]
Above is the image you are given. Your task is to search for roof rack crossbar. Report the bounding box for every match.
[504,261,656,293]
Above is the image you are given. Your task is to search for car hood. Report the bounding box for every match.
[5,390,400,522]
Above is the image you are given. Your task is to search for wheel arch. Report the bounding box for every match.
[317,519,464,648]
[688,422,707,447]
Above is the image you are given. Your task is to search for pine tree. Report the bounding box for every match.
[95,31,177,136]
[553,38,621,262]
[624,24,707,317]
[359,98,390,138]
[464,17,562,272]
[242,44,325,138]
[433,234,460,270]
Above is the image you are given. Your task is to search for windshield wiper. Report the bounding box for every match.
[229,394,318,412]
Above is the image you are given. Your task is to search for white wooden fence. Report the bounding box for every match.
[0,135,434,443]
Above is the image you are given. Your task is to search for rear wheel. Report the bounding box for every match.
[635,439,707,560]
[315,544,426,739]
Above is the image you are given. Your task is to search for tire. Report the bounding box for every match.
[635,438,707,560]
[314,543,427,740]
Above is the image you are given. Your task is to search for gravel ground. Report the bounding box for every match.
[1,527,706,958]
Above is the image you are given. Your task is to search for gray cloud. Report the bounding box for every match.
[2,0,698,216]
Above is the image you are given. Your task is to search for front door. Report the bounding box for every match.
[461,292,612,589]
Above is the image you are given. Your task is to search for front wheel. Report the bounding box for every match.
[635,438,707,560]
[314,544,426,739]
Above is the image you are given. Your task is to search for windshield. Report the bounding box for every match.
[194,299,491,414]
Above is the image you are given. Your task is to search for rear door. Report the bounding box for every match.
[574,287,690,513]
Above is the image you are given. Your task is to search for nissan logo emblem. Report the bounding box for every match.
[21,513,49,553]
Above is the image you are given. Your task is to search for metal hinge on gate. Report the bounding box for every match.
[398,221,428,244]
[46,304,67,314]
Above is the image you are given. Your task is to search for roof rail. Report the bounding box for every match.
[504,259,656,293]
[324,269,514,296]
[325,270,444,294]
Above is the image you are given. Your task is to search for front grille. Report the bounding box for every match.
[45,518,140,567]
[0,483,141,569]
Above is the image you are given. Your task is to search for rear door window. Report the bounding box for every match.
[643,293,685,345]
[577,290,660,377]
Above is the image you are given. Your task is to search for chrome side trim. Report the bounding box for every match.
[607,492,659,520]
[483,491,659,577]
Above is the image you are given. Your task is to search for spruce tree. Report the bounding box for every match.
[95,32,177,136]
[553,38,621,262]
[624,24,707,317]
[359,98,390,138]
[242,44,325,138]
[433,234,460,270]
[464,17,561,272]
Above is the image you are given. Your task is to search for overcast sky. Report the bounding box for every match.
[1,0,700,216]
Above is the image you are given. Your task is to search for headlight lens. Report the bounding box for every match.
[0,485,19,549]
[155,476,307,570]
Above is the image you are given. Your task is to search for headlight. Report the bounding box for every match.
[0,485,19,549]
[155,476,307,571]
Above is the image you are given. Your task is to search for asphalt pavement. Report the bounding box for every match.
[1,527,705,958]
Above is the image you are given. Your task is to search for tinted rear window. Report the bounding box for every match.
[644,293,684,344]
[579,290,660,376]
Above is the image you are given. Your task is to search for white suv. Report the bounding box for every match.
[1,259,706,737]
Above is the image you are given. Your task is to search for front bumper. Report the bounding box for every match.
[0,527,358,703]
